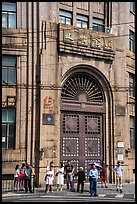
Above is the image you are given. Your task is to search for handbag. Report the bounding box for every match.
[55,172,59,176]
[44,175,47,181]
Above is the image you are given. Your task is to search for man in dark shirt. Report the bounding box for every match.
[64,160,74,190]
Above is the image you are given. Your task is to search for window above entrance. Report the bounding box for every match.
[61,73,104,102]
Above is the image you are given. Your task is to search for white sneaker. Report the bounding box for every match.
[60,188,62,191]
[57,189,59,191]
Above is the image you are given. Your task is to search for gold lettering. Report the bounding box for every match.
[91,38,101,47]
[64,32,74,42]
[105,40,112,49]
[79,35,88,45]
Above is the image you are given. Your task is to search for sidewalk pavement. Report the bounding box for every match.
[2,181,135,197]
[35,181,135,194]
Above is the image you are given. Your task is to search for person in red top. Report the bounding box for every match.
[18,162,25,190]
[100,160,108,188]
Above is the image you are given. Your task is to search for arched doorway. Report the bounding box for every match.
[60,71,107,177]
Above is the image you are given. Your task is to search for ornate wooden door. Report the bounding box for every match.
[60,72,105,177]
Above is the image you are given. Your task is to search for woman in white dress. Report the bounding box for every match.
[45,160,54,192]
[46,165,54,193]
[56,162,64,191]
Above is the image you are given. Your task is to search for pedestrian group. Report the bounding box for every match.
[14,161,34,193]
[14,159,124,196]
[44,159,124,196]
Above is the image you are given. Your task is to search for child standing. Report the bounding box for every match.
[74,167,85,193]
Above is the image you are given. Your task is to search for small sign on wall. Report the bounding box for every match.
[117,154,123,161]
[42,113,55,125]
[117,142,123,148]
[43,96,54,109]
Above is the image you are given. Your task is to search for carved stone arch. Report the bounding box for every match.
[60,65,114,182]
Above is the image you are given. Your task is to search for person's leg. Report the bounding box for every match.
[14,178,18,190]
[66,174,69,189]
[24,179,28,193]
[77,181,80,193]
[21,179,24,190]
[70,174,73,190]
[28,179,32,192]
[89,178,94,195]
[104,178,108,188]
[17,179,19,191]
[50,185,53,192]
[57,184,59,191]
[20,178,23,190]
[93,179,98,196]
[101,178,104,187]
[49,185,52,192]
[45,184,48,192]
[119,177,122,193]
[92,179,95,195]
[81,181,84,193]
[116,177,119,191]
[46,184,49,193]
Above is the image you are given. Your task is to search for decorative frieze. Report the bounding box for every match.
[59,24,115,60]
[62,26,113,51]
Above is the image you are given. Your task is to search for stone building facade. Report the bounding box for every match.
[2,2,135,187]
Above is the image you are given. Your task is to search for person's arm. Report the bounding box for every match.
[72,166,74,175]
[64,165,67,175]
[59,167,64,174]
[55,168,59,176]
[74,172,78,177]
[96,170,99,180]
[89,169,93,177]
[113,166,116,172]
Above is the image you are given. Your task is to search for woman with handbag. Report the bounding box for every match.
[45,165,54,193]
[45,160,54,192]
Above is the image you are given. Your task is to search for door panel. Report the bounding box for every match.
[60,112,103,177]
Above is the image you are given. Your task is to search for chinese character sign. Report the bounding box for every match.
[44,96,54,109]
